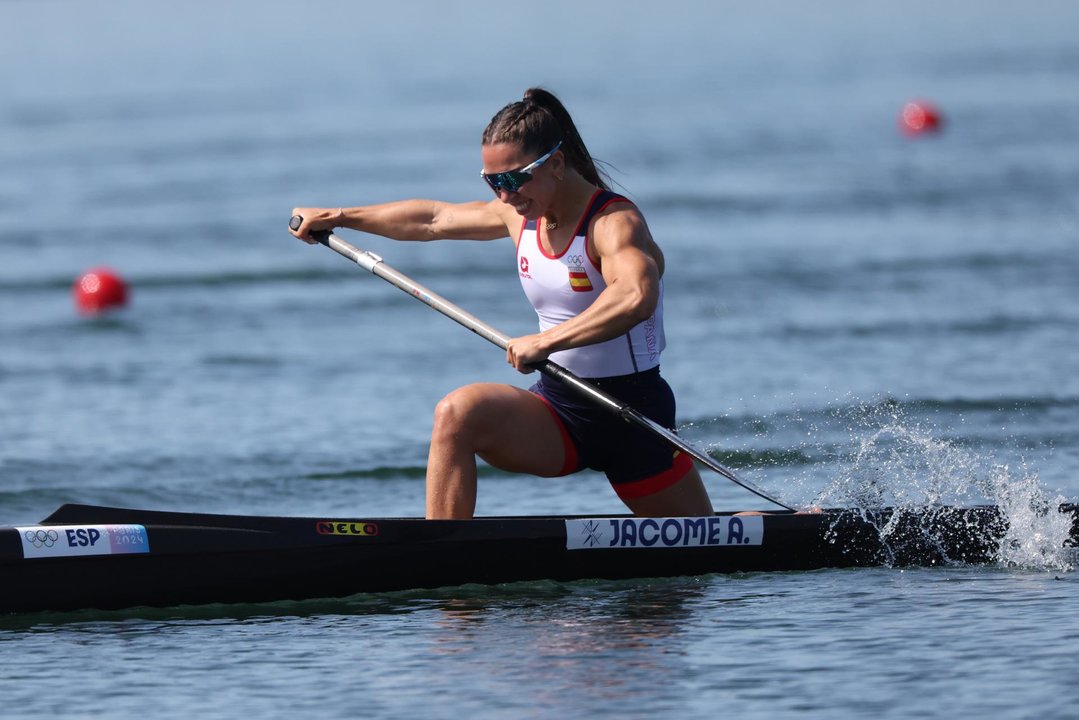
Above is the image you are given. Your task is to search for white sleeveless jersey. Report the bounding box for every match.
[515,190,665,378]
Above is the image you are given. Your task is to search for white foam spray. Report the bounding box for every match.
[812,400,1073,572]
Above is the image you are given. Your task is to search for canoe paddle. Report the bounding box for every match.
[294,219,796,512]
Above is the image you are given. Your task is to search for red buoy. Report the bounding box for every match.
[899,100,943,136]
[74,267,129,315]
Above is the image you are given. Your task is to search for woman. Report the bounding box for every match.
[290,88,714,520]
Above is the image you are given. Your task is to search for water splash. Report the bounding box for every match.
[813,400,1072,572]
[992,467,1074,571]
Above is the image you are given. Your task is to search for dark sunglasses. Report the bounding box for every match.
[480,141,563,195]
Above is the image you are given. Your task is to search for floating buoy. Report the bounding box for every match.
[74,267,129,315]
[899,100,943,136]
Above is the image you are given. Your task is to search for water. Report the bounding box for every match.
[2,0,1078,717]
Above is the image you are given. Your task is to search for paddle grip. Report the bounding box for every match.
[289,215,332,247]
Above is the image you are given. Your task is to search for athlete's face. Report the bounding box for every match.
[480,142,562,219]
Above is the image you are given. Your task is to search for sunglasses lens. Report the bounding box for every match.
[483,171,529,194]
[481,141,561,195]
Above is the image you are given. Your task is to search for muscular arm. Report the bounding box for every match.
[290,199,515,242]
[505,207,663,371]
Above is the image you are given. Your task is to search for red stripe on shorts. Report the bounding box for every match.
[534,393,580,477]
[611,451,693,501]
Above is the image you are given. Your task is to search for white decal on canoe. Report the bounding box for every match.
[565,516,764,550]
[16,525,150,559]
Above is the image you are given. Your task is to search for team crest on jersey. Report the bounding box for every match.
[566,254,593,292]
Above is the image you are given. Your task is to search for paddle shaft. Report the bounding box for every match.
[310,228,795,511]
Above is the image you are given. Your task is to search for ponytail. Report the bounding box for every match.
[482,87,611,191]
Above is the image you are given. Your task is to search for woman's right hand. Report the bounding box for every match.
[288,207,344,244]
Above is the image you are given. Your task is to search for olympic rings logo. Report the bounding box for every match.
[24,529,59,548]
[567,254,585,267]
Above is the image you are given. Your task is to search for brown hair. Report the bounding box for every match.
[482,87,610,190]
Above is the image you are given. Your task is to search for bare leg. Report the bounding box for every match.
[620,464,714,517]
[426,383,568,519]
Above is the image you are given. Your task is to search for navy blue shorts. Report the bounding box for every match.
[529,367,693,500]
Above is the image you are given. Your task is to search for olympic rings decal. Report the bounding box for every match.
[23,529,59,548]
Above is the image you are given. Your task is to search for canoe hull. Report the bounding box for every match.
[1,504,1075,614]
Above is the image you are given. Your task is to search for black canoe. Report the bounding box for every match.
[2,503,1077,614]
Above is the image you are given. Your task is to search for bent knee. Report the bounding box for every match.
[432,390,472,434]
[431,384,502,437]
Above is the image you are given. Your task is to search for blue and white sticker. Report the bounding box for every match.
[16,524,150,559]
[565,516,764,550]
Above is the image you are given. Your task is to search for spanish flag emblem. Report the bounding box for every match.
[568,268,593,292]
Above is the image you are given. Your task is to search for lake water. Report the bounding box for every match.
[1,1,1078,717]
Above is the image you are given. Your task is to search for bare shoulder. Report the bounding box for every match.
[591,200,651,247]
[589,199,663,270]
[487,198,526,232]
